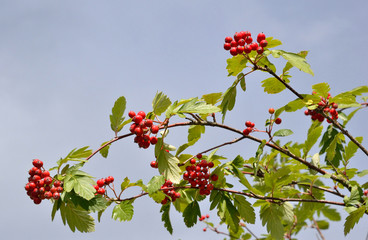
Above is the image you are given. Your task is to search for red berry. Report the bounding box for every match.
[44,177,52,185]
[128,111,136,118]
[150,161,158,168]
[223,43,231,50]
[50,187,57,193]
[207,162,214,168]
[97,179,105,187]
[44,191,53,199]
[36,179,45,187]
[206,214,210,218]
[52,192,60,200]
[134,127,143,136]
[203,228,207,232]
[364,189,368,196]
[224,36,233,43]
[32,175,41,182]
[97,188,105,195]
[211,174,218,181]
[151,125,159,134]
[332,103,338,109]
[230,40,238,48]
[106,176,114,184]
[245,121,252,127]
[257,32,266,43]
[244,45,252,54]
[268,108,275,114]
[29,167,37,176]
[93,185,99,191]
[137,111,146,119]
[56,187,63,193]
[41,170,50,178]
[133,115,143,124]
[234,32,242,42]
[244,31,251,37]
[190,158,196,165]
[33,198,42,204]
[53,180,61,187]
[236,46,245,54]
[251,42,258,51]
[230,47,238,56]
[150,136,158,145]
[238,39,246,46]
[145,119,153,127]
[260,39,268,48]
[196,154,203,159]
[243,128,250,136]
[32,159,43,168]
[34,169,42,176]
[245,36,253,44]
[257,47,264,54]
[275,118,282,124]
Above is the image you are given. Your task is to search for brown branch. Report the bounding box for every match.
[312,218,326,240]
[256,64,368,156]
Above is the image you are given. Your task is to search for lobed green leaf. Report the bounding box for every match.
[110,96,126,134]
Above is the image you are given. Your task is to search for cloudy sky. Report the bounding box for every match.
[1,1,367,239]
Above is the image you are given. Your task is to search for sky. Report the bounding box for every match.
[1,0,368,239]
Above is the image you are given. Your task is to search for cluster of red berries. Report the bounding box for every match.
[25,159,63,204]
[160,180,181,204]
[93,176,114,195]
[182,154,217,196]
[364,189,368,197]
[243,121,255,136]
[304,93,338,123]
[128,111,159,149]
[224,31,268,56]
[199,214,210,221]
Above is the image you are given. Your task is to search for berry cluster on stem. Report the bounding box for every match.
[243,121,255,136]
[224,31,268,56]
[25,159,63,204]
[304,92,339,123]
[128,111,159,149]
[94,176,114,195]
[182,154,217,196]
[160,180,181,204]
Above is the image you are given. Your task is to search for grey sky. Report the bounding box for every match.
[1,1,368,239]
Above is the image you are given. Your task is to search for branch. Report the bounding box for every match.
[257,64,368,156]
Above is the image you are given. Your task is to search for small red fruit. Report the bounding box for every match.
[151,125,159,134]
[245,36,253,44]
[211,174,218,181]
[53,180,61,187]
[256,47,264,54]
[275,118,282,124]
[196,153,203,159]
[133,115,143,124]
[32,159,43,168]
[268,108,275,114]
[137,111,146,119]
[230,40,238,48]
[41,170,50,178]
[230,47,238,56]
[190,158,196,165]
[260,39,268,48]
[97,188,105,195]
[52,192,60,200]
[224,36,233,43]
[251,42,258,51]
[97,179,105,187]
[245,121,252,128]
[244,45,252,54]
[236,46,245,54]
[128,111,136,118]
[257,32,266,43]
[223,43,231,50]
[150,161,158,168]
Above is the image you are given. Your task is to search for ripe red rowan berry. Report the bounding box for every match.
[224,36,233,43]
[128,111,136,118]
[97,179,105,187]
[275,118,282,124]
[268,108,275,114]
[137,111,146,119]
[150,125,159,134]
[257,32,266,43]
[260,39,268,48]
[32,159,43,168]
[97,188,105,195]
[230,47,238,56]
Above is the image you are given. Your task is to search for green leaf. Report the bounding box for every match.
[239,74,246,92]
[273,129,293,137]
[270,50,314,76]
[62,203,95,233]
[183,201,201,228]
[112,201,134,222]
[176,98,221,115]
[110,96,126,134]
[312,83,330,98]
[344,206,366,235]
[284,98,305,112]
[51,199,62,221]
[188,125,205,143]
[99,141,111,158]
[265,37,282,49]
[160,204,173,234]
[344,137,363,162]
[57,147,92,166]
[226,54,248,76]
[152,91,171,116]
[304,124,323,158]
[157,149,181,184]
[202,92,222,105]
[321,206,341,221]
[64,171,96,200]
[316,220,329,230]
[220,85,237,122]
[234,195,255,224]
[344,186,362,206]
[221,198,240,233]
[260,203,284,240]
[261,77,287,94]
[147,175,165,194]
